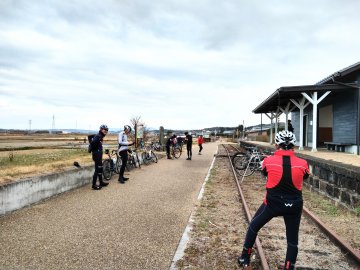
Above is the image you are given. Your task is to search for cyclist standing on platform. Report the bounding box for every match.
[90,125,109,190]
[197,135,204,155]
[118,125,134,184]
[238,130,309,270]
[184,131,193,160]
[166,134,177,159]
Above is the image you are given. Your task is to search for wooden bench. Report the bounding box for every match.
[324,142,352,152]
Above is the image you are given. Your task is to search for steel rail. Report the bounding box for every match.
[302,207,360,265]
[222,144,270,270]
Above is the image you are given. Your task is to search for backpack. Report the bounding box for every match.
[87,134,96,153]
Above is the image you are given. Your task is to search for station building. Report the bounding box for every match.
[253,61,360,155]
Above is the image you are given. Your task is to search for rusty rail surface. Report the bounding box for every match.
[302,207,360,265]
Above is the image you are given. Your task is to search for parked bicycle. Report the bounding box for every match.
[141,145,158,165]
[231,146,257,171]
[232,146,273,177]
[102,149,122,180]
[150,141,162,151]
[171,144,182,159]
[127,148,141,170]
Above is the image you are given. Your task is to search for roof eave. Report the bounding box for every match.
[252,89,279,113]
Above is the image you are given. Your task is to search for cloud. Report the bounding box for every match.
[0,0,360,130]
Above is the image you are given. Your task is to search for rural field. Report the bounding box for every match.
[0,133,119,185]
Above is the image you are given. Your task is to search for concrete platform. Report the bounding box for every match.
[0,143,218,270]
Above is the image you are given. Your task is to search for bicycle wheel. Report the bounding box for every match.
[114,157,122,174]
[232,153,248,170]
[154,142,161,151]
[126,157,134,171]
[102,159,113,180]
[151,152,158,163]
[236,158,256,177]
[173,147,181,159]
[141,152,151,165]
[135,153,141,168]
[126,163,131,171]
[130,156,136,168]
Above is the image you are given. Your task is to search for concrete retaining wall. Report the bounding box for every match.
[0,165,93,215]
[239,141,360,211]
[300,157,360,210]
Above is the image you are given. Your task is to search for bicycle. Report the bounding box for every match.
[126,148,141,170]
[141,145,158,165]
[231,146,257,171]
[171,144,182,159]
[150,141,162,151]
[175,142,183,153]
[233,147,272,178]
[102,149,122,180]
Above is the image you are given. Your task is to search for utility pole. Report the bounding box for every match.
[29,120,32,132]
[242,120,245,139]
[52,115,55,133]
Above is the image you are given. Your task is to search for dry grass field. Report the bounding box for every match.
[0,133,119,185]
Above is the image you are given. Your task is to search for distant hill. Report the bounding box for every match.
[1,124,278,135]
[0,128,96,134]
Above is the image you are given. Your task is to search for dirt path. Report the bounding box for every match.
[0,143,218,270]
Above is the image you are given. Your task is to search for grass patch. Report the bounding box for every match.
[320,200,339,216]
[0,148,93,182]
[196,220,210,231]
[303,188,340,216]
[0,149,89,168]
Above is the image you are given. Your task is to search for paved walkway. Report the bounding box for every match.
[0,143,218,270]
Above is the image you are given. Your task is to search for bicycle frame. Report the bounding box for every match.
[171,145,182,159]
[127,148,141,169]
[142,145,158,165]
[103,149,121,180]
[236,147,272,183]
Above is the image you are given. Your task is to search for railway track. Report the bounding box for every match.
[220,143,359,270]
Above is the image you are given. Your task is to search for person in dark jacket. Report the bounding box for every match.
[288,119,294,133]
[165,134,177,159]
[184,131,193,160]
[90,124,109,190]
[238,130,309,270]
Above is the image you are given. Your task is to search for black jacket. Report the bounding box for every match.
[91,131,105,153]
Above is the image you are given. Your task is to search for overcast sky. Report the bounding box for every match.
[1,0,359,131]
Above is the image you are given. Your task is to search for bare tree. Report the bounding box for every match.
[130,116,143,129]
[129,116,149,147]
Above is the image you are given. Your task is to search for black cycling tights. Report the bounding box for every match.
[92,152,103,186]
[243,198,303,269]
[119,150,128,179]
[187,144,192,158]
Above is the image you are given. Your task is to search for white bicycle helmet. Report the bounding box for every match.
[275,130,296,150]
[124,125,132,132]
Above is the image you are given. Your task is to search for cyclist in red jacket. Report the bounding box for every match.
[238,130,309,270]
[197,135,204,155]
